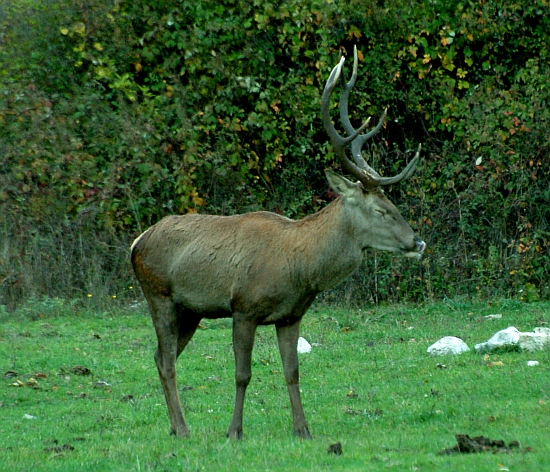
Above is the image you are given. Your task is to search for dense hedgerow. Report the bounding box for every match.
[1,0,549,308]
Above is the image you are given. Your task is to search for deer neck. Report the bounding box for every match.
[295,197,364,292]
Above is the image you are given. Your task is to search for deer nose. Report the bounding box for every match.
[415,238,427,253]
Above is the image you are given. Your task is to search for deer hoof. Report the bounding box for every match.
[226,429,243,440]
[170,427,190,438]
[294,427,313,440]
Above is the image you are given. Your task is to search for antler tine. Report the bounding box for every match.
[370,143,422,186]
[321,59,371,147]
[321,55,374,186]
[338,48,358,132]
[338,46,390,178]
[339,47,369,167]
[349,108,388,178]
[354,108,387,149]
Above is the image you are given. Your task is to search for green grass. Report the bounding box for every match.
[1,298,549,471]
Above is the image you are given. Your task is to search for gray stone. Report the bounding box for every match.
[427,336,470,356]
[474,326,520,353]
[518,330,550,352]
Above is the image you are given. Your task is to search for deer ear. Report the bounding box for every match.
[324,169,363,197]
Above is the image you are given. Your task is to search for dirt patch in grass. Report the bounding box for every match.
[438,434,532,455]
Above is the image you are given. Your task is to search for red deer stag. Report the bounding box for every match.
[131,46,426,440]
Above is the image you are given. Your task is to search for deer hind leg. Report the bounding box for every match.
[227,316,258,439]
[149,296,199,437]
[276,319,312,439]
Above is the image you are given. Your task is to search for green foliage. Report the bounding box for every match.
[1,0,549,307]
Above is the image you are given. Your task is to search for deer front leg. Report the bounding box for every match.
[227,317,257,439]
[276,320,312,439]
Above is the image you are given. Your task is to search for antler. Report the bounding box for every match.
[321,45,421,189]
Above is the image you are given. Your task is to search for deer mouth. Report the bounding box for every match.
[403,240,426,258]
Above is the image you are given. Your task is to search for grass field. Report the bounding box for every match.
[1,297,549,471]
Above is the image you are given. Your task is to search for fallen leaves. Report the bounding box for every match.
[9,378,40,388]
[4,367,117,398]
[483,354,505,368]
[26,378,40,389]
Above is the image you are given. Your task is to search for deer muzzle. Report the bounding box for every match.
[403,237,427,259]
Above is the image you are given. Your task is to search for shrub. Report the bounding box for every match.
[1,0,548,308]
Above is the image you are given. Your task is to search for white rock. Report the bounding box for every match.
[427,336,470,356]
[474,326,520,353]
[23,414,37,420]
[297,337,312,354]
[534,327,550,335]
[527,361,539,367]
[518,332,550,352]
[94,380,112,388]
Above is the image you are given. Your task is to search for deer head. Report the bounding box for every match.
[321,46,425,257]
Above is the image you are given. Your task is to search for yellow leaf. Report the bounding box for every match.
[60,28,69,35]
[418,67,431,79]
[26,378,39,388]
[93,42,103,51]
[441,54,455,71]
[72,22,86,36]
